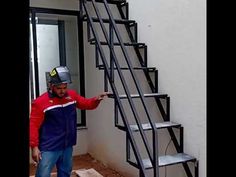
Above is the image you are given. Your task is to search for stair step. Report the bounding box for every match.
[142,153,196,169]
[98,65,156,71]
[86,0,126,4]
[91,17,135,24]
[107,93,167,99]
[130,121,181,131]
[90,40,145,47]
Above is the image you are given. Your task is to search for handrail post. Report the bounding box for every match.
[109,21,114,83]
[153,129,159,177]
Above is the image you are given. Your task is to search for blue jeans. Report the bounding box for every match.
[35,147,73,177]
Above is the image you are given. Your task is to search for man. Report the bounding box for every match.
[30,66,108,177]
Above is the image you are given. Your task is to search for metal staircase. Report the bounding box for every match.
[80,0,199,176]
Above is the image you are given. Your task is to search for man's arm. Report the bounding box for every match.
[29,100,44,163]
[96,92,109,101]
[75,92,109,110]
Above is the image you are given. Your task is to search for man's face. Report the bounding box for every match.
[52,83,68,98]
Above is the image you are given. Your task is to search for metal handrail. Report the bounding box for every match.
[89,0,154,161]
[115,0,185,157]
[81,0,159,176]
[81,1,147,176]
[101,0,159,175]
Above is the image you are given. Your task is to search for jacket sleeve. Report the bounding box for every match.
[29,100,44,148]
[75,93,101,110]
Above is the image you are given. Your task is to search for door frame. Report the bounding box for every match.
[29,7,86,126]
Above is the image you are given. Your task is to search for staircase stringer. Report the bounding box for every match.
[116,2,194,177]
[116,3,170,124]
[116,0,184,152]
[101,0,159,131]
[93,1,161,176]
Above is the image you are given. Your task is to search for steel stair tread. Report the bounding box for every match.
[107,93,167,99]
[129,121,181,131]
[91,17,135,24]
[143,153,196,169]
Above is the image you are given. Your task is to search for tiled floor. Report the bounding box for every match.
[29,153,125,177]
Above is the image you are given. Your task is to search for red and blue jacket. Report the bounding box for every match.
[30,90,100,151]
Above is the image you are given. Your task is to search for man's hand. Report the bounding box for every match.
[97,92,110,101]
[31,146,42,165]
